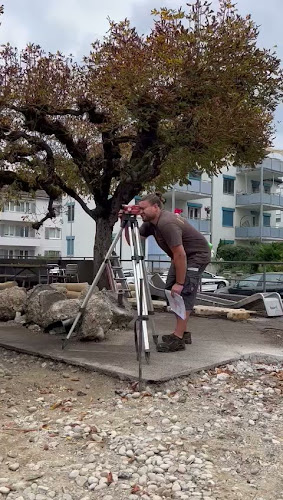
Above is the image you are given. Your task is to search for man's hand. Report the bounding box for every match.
[171,283,184,297]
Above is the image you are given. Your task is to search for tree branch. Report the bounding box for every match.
[52,175,95,219]
[0,170,36,192]
[9,107,87,166]
[32,197,56,230]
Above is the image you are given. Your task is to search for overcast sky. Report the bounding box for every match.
[0,0,282,147]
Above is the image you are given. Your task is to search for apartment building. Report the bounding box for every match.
[0,191,62,258]
[144,150,283,263]
[1,151,282,264]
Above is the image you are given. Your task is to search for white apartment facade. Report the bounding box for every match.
[61,196,136,265]
[0,191,62,259]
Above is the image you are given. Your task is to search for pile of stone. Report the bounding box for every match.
[0,282,133,341]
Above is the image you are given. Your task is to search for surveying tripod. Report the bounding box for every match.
[62,209,158,381]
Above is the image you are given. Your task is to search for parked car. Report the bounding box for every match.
[201,271,229,292]
[124,269,135,285]
[158,270,229,292]
[228,272,283,296]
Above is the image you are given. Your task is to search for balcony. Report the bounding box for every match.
[0,212,33,222]
[167,180,212,201]
[235,226,283,240]
[237,157,283,176]
[0,236,40,247]
[236,192,283,209]
[188,218,211,233]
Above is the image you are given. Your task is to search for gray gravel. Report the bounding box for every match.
[0,349,282,499]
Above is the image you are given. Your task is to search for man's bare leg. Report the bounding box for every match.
[174,311,190,338]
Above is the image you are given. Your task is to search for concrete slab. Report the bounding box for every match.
[0,313,282,382]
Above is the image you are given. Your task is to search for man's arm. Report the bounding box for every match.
[171,245,187,286]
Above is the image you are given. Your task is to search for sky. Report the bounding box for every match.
[0,0,282,147]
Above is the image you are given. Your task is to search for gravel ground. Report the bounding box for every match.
[0,347,282,500]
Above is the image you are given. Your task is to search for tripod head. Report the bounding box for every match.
[121,204,141,216]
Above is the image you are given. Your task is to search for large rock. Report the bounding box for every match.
[43,298,81,329]
[0,281,18,290]
[79,290,133,340]
[25,284,67,327]
[80,292,113,340]
[101,290,133,328]
[0,286,27,321]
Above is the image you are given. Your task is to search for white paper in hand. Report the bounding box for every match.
[165,290,186,320]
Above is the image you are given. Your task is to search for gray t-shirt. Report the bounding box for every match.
[140,210,211,266]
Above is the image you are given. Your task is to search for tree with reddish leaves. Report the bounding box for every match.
[0,1,282,278]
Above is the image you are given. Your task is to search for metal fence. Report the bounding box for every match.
[1,256,283,293]
[120,259,283,293]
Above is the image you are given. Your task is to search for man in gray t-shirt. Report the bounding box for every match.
[138,193,210,353]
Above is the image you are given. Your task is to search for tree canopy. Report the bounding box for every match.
[0,0,283,268]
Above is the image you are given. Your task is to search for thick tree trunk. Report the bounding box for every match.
[93,216,114,289]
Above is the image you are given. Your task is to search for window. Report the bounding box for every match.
[188,207,200,219]
[188,202,202,219]
[44,250,61,257]
[221,240,234,245]
[2,200,36,213]
[237,274,261,289]
[222,208,235,227]
[53,204,62,216]
[18,250,29,258]
[260,273,283,284]
[66,236,75,256]
[202,272,213,279]
[67,203,75,222]
[0,249,13,258]
[45,227,61,239]
[263,214,271,227]
[264,183,271,194]
[0,225,34,237]
[251,180,260,193]
[223,177,235,195]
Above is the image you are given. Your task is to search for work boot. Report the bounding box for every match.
[156,334,186,353]
[162,331,192,345]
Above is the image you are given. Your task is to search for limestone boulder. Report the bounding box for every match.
[0,286,27,321]
[25,284,67,327]
[79,290,133,340]
[80,291,113,340]
[42,298,81,329]
[101,290,133,328]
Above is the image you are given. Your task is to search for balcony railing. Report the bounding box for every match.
[236,192,283,208]
[235,226,283,239]
[188,218,211,233]
[172,179,212,196]
[237,157,283,175]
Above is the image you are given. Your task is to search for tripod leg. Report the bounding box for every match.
[128,224,150,361]
[133,223,158,348]
[133,228,150,363]
[138,278,143,388]
[62,226,124,349]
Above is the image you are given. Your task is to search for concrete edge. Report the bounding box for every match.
[0,339,282,384]
[0,340,138,382]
